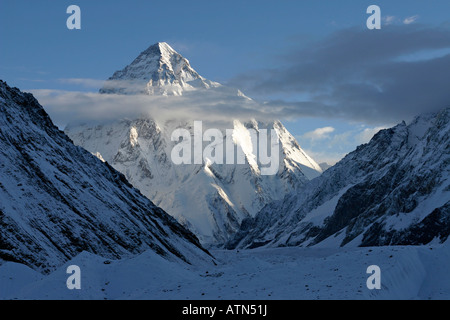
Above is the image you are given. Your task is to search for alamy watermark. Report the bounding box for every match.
[170,121,280,176]
[366,265,381,290]
[66,5,81,30]
[64,4,381,31]
[367,5,381,30]
[66,265,81,290]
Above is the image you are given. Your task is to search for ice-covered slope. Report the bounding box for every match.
[66,118,322,245]
[0,80,213,273]
[66,43,322,246]
[229,107,450,249]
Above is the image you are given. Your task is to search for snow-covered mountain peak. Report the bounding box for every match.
[139,42,195,79]
[147,42,177,57]
[100,42,220,96]
[68,44,323,246]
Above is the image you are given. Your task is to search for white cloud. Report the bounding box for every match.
[302,126,335,141]
[29,87,285,129]
[29,86,390,167]
[383,16,396,25]
[403,15,419,25]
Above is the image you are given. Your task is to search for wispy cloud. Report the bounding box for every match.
[383,16,397,25]
[30,87,289,129]
[301,127,335,141]
[17,78,46,83]
[403,15,419,25]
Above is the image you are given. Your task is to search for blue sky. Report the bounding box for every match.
[1,0,450,164]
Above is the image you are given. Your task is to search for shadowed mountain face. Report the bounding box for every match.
[0,80,212,273]
[228,107,450,249]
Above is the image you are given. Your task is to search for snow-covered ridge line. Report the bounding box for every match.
[0,80,213,273]
[229,106,450,249]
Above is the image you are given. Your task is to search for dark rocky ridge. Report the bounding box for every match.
[0,80,212,273]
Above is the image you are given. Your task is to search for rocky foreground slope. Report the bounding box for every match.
[0,80,213,273]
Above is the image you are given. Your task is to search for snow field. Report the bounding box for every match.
[1,244,448,300]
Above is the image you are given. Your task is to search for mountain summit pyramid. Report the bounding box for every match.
[99,42,221,96]
[67,42,323,246]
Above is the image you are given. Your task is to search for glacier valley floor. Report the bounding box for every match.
[1,244,449,300]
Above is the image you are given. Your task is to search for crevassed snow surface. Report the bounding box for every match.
[1,245,449,300]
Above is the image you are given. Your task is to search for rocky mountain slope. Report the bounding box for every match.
[228,107,450,249]
[0,80,212,273]
[66,42,323,246]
